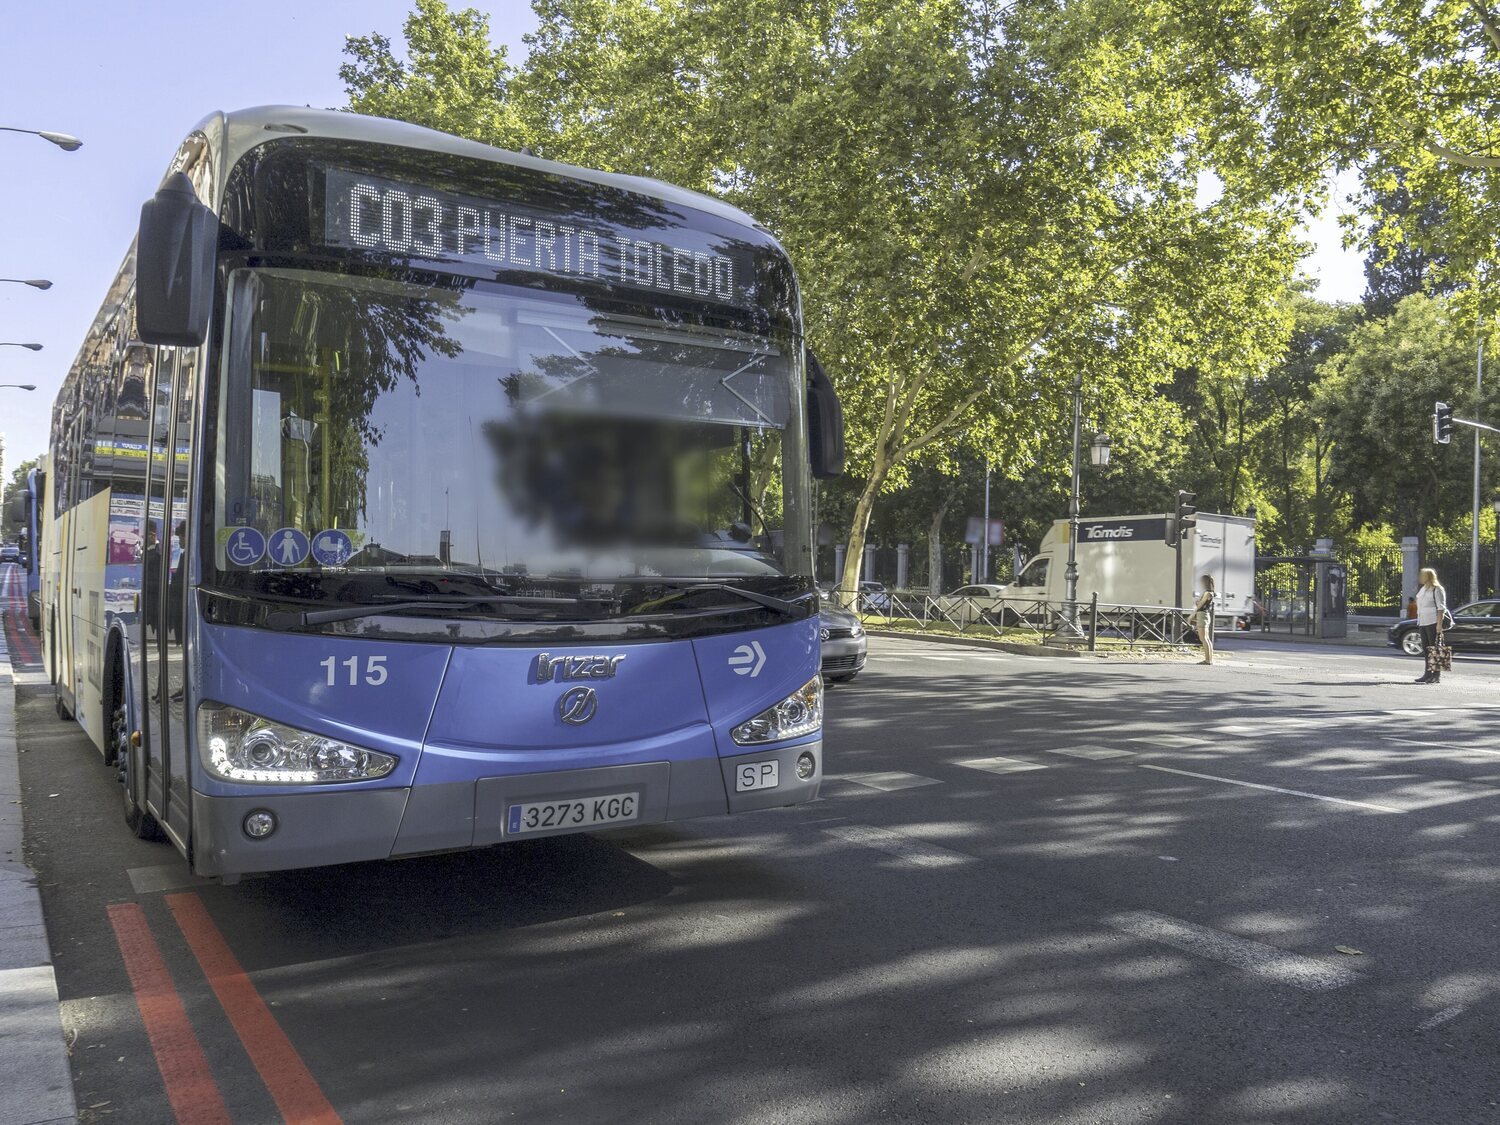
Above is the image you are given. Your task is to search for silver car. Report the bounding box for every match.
[820,604,867,683]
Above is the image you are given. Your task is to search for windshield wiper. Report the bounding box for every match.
[633,579,810,618]
[265,594,591,629]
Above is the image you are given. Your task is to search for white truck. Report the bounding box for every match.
[1003,512,1256,621]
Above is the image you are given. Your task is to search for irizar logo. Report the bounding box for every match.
[1084,526,1134,540]
[534,653,627,682]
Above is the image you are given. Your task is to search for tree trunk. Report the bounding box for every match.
[838,452,892,607]
[928,495,952,596]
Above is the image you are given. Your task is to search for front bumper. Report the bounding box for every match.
[821,636,867,677]
[191,739,822,877]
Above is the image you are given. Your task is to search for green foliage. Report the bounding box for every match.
[2,456,36,536]
[1160,0,1500,321]
[1317,294,1497,553]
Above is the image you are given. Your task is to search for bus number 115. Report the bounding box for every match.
[320,655,388,686]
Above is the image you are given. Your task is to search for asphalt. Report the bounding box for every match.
[10,615,1500,1123]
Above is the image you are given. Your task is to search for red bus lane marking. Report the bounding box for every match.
[106,903,233,1125]
[166,893,343,1125]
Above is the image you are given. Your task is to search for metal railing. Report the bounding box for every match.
[825,588,1201,650]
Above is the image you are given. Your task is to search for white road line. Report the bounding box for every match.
[839,771,943,791]
[1415,1006,1464,1031]
[1050,745,1135,760]
[1388,737,1500,756]
[1105,910,1363,992]
[822,824,971,868]
[1137,764,1405,813]
[957,756,1048,774]
[1132,735,1211,749]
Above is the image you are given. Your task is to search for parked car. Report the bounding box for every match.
[820,605,867,683]
[928,583,1010,626]
[857,581,892,613]
[1388,600,1500,657]
[0,544,18,563]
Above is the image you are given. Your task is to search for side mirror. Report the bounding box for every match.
[136,172,218,347]
[806,349,845,479]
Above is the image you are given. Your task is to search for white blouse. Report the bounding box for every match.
[1416,584,1447,626]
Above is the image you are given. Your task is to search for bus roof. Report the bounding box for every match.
[197,105,768,234]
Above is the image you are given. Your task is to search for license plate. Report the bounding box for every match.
[506,792,639,835]
[735,759,780,793]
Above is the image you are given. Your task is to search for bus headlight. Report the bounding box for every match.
[197,704,397,784]
[731,678,823,745]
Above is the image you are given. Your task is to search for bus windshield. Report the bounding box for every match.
[210,268,805,604]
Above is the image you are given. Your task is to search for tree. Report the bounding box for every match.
[1317,295,1497,557]
[344,0,1308,601]
[2,456,35,539]
[1251,296,1362,549]
[1161,0,1500,320]
[1362,181,1455,318]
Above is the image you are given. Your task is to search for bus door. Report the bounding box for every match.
[140,349,191,841]
[161,348,196,835]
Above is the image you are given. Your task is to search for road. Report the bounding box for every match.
[17,630,1500,1124]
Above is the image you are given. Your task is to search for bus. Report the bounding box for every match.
[5,457,45,628]
[43,106,843,881]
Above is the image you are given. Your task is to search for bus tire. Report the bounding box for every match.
[111,658,162,841]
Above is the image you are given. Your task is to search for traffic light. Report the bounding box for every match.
[1175,490,1197,542]
[1434,401,1453,444]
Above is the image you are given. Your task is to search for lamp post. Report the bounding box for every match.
[0,126,82,151]
[0,343,42,352]
[0,279,51,290]
[1059,381,1113,639]
[0,384,37,391]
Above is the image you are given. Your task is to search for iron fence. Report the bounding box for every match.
[824,588,1202,650]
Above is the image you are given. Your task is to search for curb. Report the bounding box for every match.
[866,628,1085,658]
[863,628,1222,662]
[0,619,78,1125]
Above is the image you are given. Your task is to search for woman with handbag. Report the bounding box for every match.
[1414,568,1449,684]
[1193,574,1217,665]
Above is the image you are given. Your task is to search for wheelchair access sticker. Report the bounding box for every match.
[224,526,266,567]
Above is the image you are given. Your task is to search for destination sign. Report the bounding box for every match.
[323,168,753,306]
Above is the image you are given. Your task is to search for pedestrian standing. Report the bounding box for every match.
[1193,574,1216,665]
[1414,567,1448,684]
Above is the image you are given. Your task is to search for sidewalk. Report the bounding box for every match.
[1233,626,1389,649]
[0,625,77,1125]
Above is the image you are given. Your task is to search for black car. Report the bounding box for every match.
[1388,600,1500,657]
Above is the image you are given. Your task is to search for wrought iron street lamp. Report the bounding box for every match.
[1090,433,1112,468]
[1058,381,1114,640]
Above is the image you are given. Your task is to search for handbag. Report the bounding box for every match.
[1432,637,1454,672]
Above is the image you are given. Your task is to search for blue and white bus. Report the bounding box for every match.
[43,107,843,880]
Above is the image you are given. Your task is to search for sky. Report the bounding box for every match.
[0,1,1366,477]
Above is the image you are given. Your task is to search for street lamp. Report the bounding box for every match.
[1057,379,1113,640]
[1090,433,1112,467]
[0,343,42,352]
[0,126,82,151]
[0,279,52,290]
[0,384,37,391]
